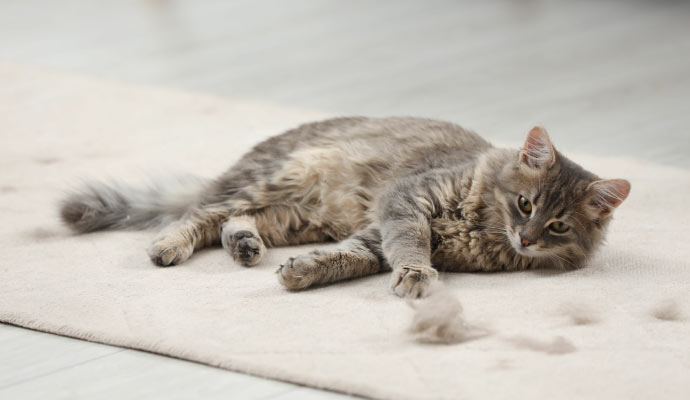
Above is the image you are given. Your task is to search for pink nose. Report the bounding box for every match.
[520,234,533,247]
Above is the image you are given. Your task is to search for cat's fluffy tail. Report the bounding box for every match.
[59,175,208,233]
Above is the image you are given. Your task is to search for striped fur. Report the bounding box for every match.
[60,117,630,297]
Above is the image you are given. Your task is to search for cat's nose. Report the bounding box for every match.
[519,233,533,247]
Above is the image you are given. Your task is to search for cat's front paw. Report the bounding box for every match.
[221,228,266,267]
[390,265,438,298]
[148,234,194,266]
[276,251,325,290]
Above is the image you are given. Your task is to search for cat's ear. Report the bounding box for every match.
[587,179,631,215]
[520,126,555,169]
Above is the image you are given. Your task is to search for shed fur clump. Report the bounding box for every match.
[407,282,490,344]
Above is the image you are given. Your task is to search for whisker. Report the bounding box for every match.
[545,252,578,270]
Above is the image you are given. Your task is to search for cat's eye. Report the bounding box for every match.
[517,195,532,214]
[549,221,570,234]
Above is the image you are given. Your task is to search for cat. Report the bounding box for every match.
[60,117,630,298]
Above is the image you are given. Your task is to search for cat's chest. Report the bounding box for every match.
[430,216,532,272]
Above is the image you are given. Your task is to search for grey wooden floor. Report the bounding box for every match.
[1,0,689,399]
[0,324,352,399]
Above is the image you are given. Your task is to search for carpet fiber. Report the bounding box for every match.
[1,63,689,399]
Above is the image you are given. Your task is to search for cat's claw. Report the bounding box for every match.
[390,265,438,298]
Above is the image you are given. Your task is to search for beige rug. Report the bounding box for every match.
[1,63,689,400]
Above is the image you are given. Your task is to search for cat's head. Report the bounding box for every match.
[492,127,630,269]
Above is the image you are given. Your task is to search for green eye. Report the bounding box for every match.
[549,221,570,233]
[518,195,532,214]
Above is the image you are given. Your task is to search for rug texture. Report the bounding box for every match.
[1,63,689,400]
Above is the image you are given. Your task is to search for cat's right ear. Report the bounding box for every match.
[520,126,555,170]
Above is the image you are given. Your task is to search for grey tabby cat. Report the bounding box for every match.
[60,117,630,298]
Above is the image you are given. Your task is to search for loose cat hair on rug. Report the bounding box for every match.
[407,281,490,344]
[506,335,577,355]
[60,117,630,297]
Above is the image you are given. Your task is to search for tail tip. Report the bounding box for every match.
[59,197,91,233]
[59,193,112,233]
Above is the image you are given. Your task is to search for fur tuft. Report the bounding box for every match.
[407,281,490,344]
[60,175,207,233]
[650,299,683,321]
[507,335,576,355]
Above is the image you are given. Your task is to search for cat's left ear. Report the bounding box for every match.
[587,179,631,215]
[520,126,556,170]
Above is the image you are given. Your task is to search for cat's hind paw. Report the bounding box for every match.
[390,265,438,298]
[221,228,266,267]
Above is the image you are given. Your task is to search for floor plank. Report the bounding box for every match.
[0,324,355,400]
[0,324,123,388]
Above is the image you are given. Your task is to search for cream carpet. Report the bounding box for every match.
[1,63,689,400]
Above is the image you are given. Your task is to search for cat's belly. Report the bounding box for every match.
[257,147,385,244]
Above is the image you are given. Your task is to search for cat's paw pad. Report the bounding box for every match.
[221,229,266,267]
[390,265,438,298]
[276,253,322,290]
[148,235,194,266]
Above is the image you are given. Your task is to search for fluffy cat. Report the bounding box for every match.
[60,117,630,297]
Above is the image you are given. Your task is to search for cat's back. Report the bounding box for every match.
[302,116,490,151]
[316,117,492,174]
[238,116,492,183]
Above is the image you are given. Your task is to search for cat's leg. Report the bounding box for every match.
[148,207,228,266]
[377,173,453,298]
[220,215,266,266]
[277,225,388,290]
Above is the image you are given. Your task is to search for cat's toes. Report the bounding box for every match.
[276,254,320,290]
[221,229,266,267]
[148,236,193,267]
[390,265,438,298]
